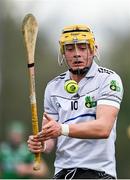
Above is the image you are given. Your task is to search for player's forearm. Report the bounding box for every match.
[68,119,111,139]
[44,139,56,153]
[40,109,116,140]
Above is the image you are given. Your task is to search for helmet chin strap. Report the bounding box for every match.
[69,66,90,75]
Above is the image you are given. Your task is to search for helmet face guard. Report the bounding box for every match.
[59,24,96,54]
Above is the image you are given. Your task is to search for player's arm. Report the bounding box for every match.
[68,73,123,139]
[69,104,118,139]
[38,105,118,140]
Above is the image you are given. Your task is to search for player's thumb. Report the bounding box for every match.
[44,112,52,121]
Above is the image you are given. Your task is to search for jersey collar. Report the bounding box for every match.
[85,61,99,78]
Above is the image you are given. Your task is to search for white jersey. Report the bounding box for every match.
[44,61,123,177]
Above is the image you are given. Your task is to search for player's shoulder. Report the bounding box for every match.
[97,65,121,79]
[97,65,123,90]
[98,66,114,75]
[47,71,67,86]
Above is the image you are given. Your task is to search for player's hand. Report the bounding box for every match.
[37,112,62,140]
[27,135,46,153]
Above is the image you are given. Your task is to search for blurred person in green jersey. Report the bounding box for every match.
[0,121,49,179]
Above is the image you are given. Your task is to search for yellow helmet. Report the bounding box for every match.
[59,24,96,54]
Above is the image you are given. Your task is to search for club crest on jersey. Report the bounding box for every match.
[110,80,121,92]
[85,96,97,108]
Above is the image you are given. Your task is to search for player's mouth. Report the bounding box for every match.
[72,61,84,67]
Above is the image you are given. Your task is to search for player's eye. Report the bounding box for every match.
[78,44,87,50]
[65,45,75,51]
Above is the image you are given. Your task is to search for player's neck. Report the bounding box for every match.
[70,73,85,83]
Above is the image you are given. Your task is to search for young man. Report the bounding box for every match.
[27,24,123,179]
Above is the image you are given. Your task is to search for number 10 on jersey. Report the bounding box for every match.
[71,100,78,110]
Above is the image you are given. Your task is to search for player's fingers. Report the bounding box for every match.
[38,128,52,136]
[28,141,43,153]
[27,135,42,147]
[28,135,37,142]
[28,147,41,153]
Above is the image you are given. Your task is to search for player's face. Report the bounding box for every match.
[64,43,94,70]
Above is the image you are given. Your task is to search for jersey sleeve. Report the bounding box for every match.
[97,73,124,109]
[44,84,59,120]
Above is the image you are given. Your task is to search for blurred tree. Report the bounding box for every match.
[103,31,130,178]
[0,0,6,141]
